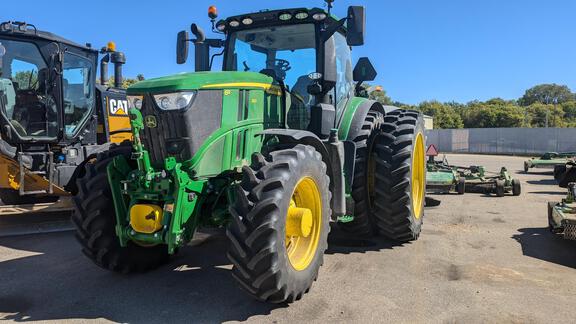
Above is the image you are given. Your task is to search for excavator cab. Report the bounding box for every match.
[0,21,130,203]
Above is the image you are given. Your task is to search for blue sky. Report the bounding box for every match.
[2,0,575,104]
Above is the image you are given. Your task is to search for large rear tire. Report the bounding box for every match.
[72,142,169,273]
[371,110,426,242]
[227,145,331,303]
[339,111,383,236]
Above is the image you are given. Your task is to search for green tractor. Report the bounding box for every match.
[72,4,426,303]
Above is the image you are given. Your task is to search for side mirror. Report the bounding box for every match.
[346,6,365,46]
[176,30,189,65]
[353,57,377,82]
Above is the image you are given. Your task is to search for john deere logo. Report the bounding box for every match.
[144,115,157,128]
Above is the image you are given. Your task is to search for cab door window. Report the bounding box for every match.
[62,52,94,137]
[0,39,58,138]
[333,32,354,121]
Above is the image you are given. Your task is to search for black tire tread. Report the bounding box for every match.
[339,111,384,236]
[371,109,425,242]
[227,144,331,303]
[72,141,169,273]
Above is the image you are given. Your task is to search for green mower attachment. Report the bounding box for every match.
[426,156,465,195]
[457,165,521,197]
[524,152,576,173]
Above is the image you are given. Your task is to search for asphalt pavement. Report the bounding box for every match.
[1,154,575,323]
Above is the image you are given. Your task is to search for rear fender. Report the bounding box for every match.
[259,129,345,219]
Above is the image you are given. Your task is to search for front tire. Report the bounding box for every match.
[227,145,331,303]
[72,142,169,273]
[371,110,426,242]
[512,179,521,196]
[495,180,505,197]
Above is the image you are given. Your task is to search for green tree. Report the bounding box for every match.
[417,100,463,129]
[561,101,576,127]
[13,71,38,89]
[368,88,392,106]
[519,84,574,106]
[105,75,141,89]
[462,101,524,128]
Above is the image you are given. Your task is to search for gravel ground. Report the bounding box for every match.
[0,154,575,323]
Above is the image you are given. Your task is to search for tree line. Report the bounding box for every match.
[370,84,576,129]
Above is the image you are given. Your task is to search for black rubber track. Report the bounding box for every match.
[227,144,331,303]
[371,109,425,242]
[72,141,169,273]
[339,111,384,236]
[0,189,59,205]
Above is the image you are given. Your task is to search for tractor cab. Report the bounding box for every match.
[175,5,376,137]
[0,21,129,197]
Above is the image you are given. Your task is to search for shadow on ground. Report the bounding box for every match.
[526,179,558,186]
[0,232,282,322]
[512,227,576,269]
[516,171,553,176]
[0,224,410,322]
[528,191,566,195]
[326,224,405,255]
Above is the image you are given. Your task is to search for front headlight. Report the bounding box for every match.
[153,91,196,110]
[127,95,143,110]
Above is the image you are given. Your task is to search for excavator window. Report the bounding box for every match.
[62,51,94,137]
[0,39,58,138]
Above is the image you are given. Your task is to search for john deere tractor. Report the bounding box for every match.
[0,21,131,205]
[72,4,426,303]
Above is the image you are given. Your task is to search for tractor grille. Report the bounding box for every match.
[564,222,576,240]
[139,90,223,168]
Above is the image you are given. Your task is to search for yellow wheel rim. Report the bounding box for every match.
[285,177,322,271]
[411,132,425,219]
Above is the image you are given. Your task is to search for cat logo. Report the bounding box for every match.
[108,98,129,116]
[145,115,157,128]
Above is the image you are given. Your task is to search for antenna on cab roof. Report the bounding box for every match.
[324,0,335,15]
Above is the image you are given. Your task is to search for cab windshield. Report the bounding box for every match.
[0,38,58,139]
[225,24,317,129]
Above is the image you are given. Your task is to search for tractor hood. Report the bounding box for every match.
[127,71,275,94]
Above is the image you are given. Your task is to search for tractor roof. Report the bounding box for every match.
[218,7,343,33]
[0,21,96,53]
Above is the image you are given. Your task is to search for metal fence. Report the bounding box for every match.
[426,128,576,155]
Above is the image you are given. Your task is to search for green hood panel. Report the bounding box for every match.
[127,71,274,94]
